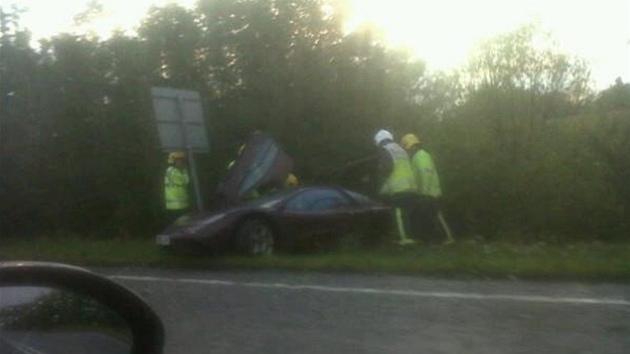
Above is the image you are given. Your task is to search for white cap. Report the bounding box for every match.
[374,129,394,146]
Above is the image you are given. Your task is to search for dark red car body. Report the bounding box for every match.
[156,186,391,254]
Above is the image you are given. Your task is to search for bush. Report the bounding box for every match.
[427,109,629,242]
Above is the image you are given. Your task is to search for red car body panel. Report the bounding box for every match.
[157,186,391,254]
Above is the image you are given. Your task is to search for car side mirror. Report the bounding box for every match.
[0,262,164,354]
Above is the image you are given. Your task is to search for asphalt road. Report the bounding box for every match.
[104,268,630,354]
[0,331,129,354]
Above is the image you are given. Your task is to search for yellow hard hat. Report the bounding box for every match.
[400,134,421,150]
[285,173,299,188]
[168,151,185,164]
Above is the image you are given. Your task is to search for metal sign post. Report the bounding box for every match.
[175,95,204,211]
[151,87,210,212]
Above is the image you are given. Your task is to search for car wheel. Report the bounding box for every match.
[236,218,275,256]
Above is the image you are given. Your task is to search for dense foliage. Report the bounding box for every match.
[1,1,628,240]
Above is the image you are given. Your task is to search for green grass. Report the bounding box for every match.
[0,236,162,266]
[1,236,629,281]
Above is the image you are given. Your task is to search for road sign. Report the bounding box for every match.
[151,87,209,153]
[151,87,209,211]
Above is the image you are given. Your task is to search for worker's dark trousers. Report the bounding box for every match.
[385,192,418,243]
[412,196,454,244]
[412,196,440,243]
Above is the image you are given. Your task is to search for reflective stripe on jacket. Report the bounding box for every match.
[411,149,442,198]
[380,142,418,195]
[164,166,190,210]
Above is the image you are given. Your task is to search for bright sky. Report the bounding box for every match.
[4,0,630,90]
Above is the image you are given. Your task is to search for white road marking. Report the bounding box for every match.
[2,337,49,354]
[110,275,630,306]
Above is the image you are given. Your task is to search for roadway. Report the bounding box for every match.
[105,268,630,354]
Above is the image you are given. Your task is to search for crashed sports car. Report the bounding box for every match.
[156,186,391,255]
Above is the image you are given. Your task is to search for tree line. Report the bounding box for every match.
[1,0,628,241]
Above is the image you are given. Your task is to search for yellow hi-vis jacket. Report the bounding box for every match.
[411,149,442,198]
[380,142,418,195]
[164,166,190,210]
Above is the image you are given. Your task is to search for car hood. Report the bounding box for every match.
[164,198,283,233]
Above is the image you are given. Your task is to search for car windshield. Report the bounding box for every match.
[2,1,629,354]
[284,188,350,211]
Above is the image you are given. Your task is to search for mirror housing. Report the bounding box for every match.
[0,262,163,354]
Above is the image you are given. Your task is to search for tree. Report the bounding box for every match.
[433,24,600,239]
[586,78,630,236]
[466,23,592,98]
[594,77,630,111]
[461,23,593,151]
[138,4,204,88]
[0,5,47,233]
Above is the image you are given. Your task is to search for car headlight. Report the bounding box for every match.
[156,234,170,245]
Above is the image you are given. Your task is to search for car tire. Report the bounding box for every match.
[235,218,275,256]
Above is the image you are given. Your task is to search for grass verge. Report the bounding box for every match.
[1,236,629,281]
